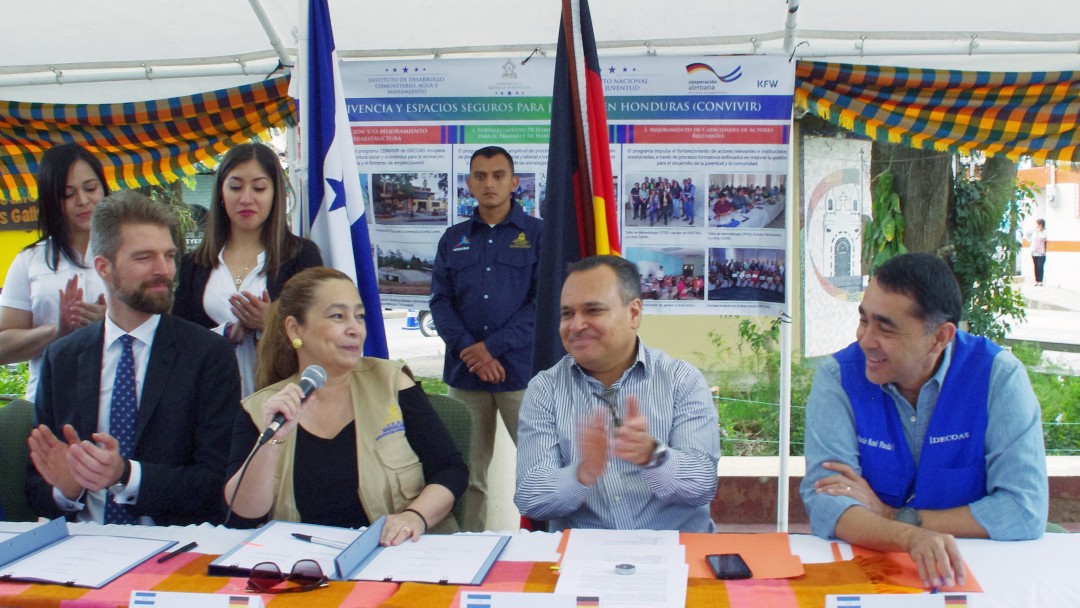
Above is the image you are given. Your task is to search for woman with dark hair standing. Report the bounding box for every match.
[0,143,109,399]
[173,142,322,396]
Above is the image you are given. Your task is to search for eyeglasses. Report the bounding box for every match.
[246,559,328,594]
[593,390,622,428]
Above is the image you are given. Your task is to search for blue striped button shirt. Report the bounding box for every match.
[515,341,721,532]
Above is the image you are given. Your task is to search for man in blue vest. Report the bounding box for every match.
[801,253,1047,591]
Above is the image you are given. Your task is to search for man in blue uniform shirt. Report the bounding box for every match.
[430,146,542,531]
[800,253,1047,591]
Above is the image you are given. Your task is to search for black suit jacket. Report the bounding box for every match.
[25,314,242,526]
[172,238,323,329]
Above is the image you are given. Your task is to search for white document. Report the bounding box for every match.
[461,591,601,607]
[563,529,679,556]
[129,590,264,607]
[210,521,360,577]
[563,543,685,566]
[555,560,688,608]
[458,530,563,562]
[788,534,853,563]
[351,534,505,584]
[0,535,173,588]
[826,593,980,608]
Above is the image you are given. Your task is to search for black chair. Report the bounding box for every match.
[0,397,37,521]
[426,393,472,529]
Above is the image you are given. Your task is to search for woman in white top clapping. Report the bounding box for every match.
[173,142,321,396]
[0,143,109,399]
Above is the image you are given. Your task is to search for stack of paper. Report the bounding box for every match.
[555,530,688,608]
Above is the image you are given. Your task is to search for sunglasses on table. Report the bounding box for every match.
[246,559,329,594]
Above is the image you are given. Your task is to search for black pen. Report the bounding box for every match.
[291,533,349,548]
[157,541,198,563]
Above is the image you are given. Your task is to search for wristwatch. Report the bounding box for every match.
[108,459,132,496]
[644,440,669,468]
[895,506,922,527]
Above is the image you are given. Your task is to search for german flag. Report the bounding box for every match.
[532,0,620,374]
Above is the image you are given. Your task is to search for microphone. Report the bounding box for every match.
[257,365,327,446]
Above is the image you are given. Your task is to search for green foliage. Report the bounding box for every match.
[946,174,1030,342]
[0,362,28,396]
[416,375,448,395]
[736,318,780,356]
[142,178,199,254]
[695,319,813,457]
[863,168,908,271]
[1010,344,1080,455]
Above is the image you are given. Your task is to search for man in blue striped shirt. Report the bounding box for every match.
[515,255,720,532]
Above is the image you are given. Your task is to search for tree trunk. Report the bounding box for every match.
[981,154,1018,220]
[870,142,952,254]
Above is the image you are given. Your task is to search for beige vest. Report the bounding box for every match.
[242,357,458,533]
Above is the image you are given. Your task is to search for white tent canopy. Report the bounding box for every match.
[3,0,1080,103]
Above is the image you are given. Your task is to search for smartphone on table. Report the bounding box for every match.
[706,553,753,580]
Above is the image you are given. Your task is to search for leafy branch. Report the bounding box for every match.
[863,167,907,272]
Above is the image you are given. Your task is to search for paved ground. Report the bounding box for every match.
[1007,281,1080,372]
[383,310,445,379]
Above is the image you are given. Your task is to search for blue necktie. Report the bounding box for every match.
[105,334,138,525]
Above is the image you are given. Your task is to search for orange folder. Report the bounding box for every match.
[681,532,805,579]
[851,545,983,592]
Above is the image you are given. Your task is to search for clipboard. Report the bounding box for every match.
[337,516,510,585]
[0,517,176,588]
[207,520,359,578]
[209,516,509,585]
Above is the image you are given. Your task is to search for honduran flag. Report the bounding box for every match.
[301,0,387,358]
[532,0,621,374]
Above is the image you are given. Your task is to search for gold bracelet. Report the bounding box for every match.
[267,438,286,445]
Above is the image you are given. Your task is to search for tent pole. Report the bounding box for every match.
[287,125,302,236]
[777,108,796,533]
[783,0,800,57]
[247,0,293,68]
[295,0,309,237]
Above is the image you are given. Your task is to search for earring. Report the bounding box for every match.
[291,337,303,349]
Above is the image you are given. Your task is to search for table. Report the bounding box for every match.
[0,522,1076,607]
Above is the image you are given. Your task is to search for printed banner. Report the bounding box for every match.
[342,56,794,315]
[0,198,37,230]
[801,136,871,357]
